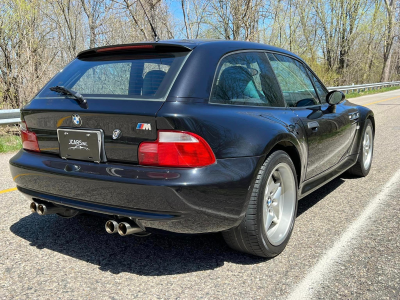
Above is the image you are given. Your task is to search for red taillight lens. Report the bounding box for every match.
[20,122,40,152]
[97,45,154,52]
[138,131,216,168]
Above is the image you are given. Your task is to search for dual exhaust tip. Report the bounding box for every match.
[30,201,144,236]
[30,201,61,216]
[105,220,144,236]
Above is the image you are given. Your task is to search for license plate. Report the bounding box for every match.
[57,129,105,163]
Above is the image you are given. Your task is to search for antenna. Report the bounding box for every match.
[137,0,159,42]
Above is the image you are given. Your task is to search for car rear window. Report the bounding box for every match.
[36,52,189,101]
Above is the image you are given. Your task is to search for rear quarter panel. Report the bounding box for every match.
[347,102,375,156]
[156,101,306,165]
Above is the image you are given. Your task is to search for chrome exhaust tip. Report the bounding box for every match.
[30,202,38,213]
[37,204,47,215]
[117,221,143,236]
[37,203,65,216]
[105,220,119,234]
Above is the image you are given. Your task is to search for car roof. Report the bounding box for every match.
[77,39,304,62]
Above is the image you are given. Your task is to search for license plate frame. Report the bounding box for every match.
[57,128,106,163]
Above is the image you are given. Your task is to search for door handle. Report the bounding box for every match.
[308,121,319,130]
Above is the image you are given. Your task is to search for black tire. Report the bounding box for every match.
[347,119,374,177]
[222,150,298,258]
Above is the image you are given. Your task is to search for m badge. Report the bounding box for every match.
[136,123,151,130]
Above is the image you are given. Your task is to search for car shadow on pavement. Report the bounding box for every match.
[10,213,266,276]
[297,176,345,216]
[10,176,346,276]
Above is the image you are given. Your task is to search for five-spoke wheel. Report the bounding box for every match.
[263,163,296,246]
[223,150,298,257]
[363,124,373,170]
[348,118,374,177]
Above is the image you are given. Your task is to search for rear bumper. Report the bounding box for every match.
[9,150,262,233]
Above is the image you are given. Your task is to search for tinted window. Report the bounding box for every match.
[210,52,284,107]
[73,63,132,95]
[267,53,319,107]
[307,70,328,103]
[37,52,188,101]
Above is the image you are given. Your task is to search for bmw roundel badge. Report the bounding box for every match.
[72,114,82,126]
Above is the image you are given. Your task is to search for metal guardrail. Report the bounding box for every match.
[1,81,400,125]
[327,81,400,93]
[0,109,20,126]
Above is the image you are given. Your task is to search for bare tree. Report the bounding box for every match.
[46,0,84,60]
[81,0,114,48]
[381,0,398,81]
[179,0,209,39]
[208,0,263,41]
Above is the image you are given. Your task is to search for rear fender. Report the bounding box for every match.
[349,105,374,157]
[156,102,303,159]
[259,132,306,187]
[234,133,305,224]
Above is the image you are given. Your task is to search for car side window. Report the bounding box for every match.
[267,53,319,107]
[210,52,284,107]
[307,70,328,104]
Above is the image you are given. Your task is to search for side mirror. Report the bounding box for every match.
[326,90,345,105]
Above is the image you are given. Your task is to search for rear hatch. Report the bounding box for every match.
[22,44,191,163]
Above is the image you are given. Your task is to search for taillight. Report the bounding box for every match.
[138,131,216,168]
[97,45,154,52]
[20,121,40,152]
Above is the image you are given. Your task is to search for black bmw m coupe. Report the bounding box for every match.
[9,40,374,257]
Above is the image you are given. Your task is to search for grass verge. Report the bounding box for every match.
[346,86,400,98]
[0,126,22,153]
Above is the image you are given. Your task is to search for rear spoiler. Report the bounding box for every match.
[77,42,193,59]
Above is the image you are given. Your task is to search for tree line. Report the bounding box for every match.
[0,0,398,108]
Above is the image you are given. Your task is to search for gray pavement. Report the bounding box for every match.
[0,90,400,299]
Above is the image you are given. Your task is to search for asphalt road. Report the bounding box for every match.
[1,90,400,299]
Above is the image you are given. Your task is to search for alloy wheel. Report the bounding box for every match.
[263,163,296,246]
[363,125,373,170]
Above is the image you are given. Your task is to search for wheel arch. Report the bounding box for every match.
[262,139,303,187]
[270,142,301,186]
[358,106,375,133]
[353,107,375,156]
[367,113,375,134]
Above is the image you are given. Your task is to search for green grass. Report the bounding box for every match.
[346,86,400,99]
[0,134,22,153]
